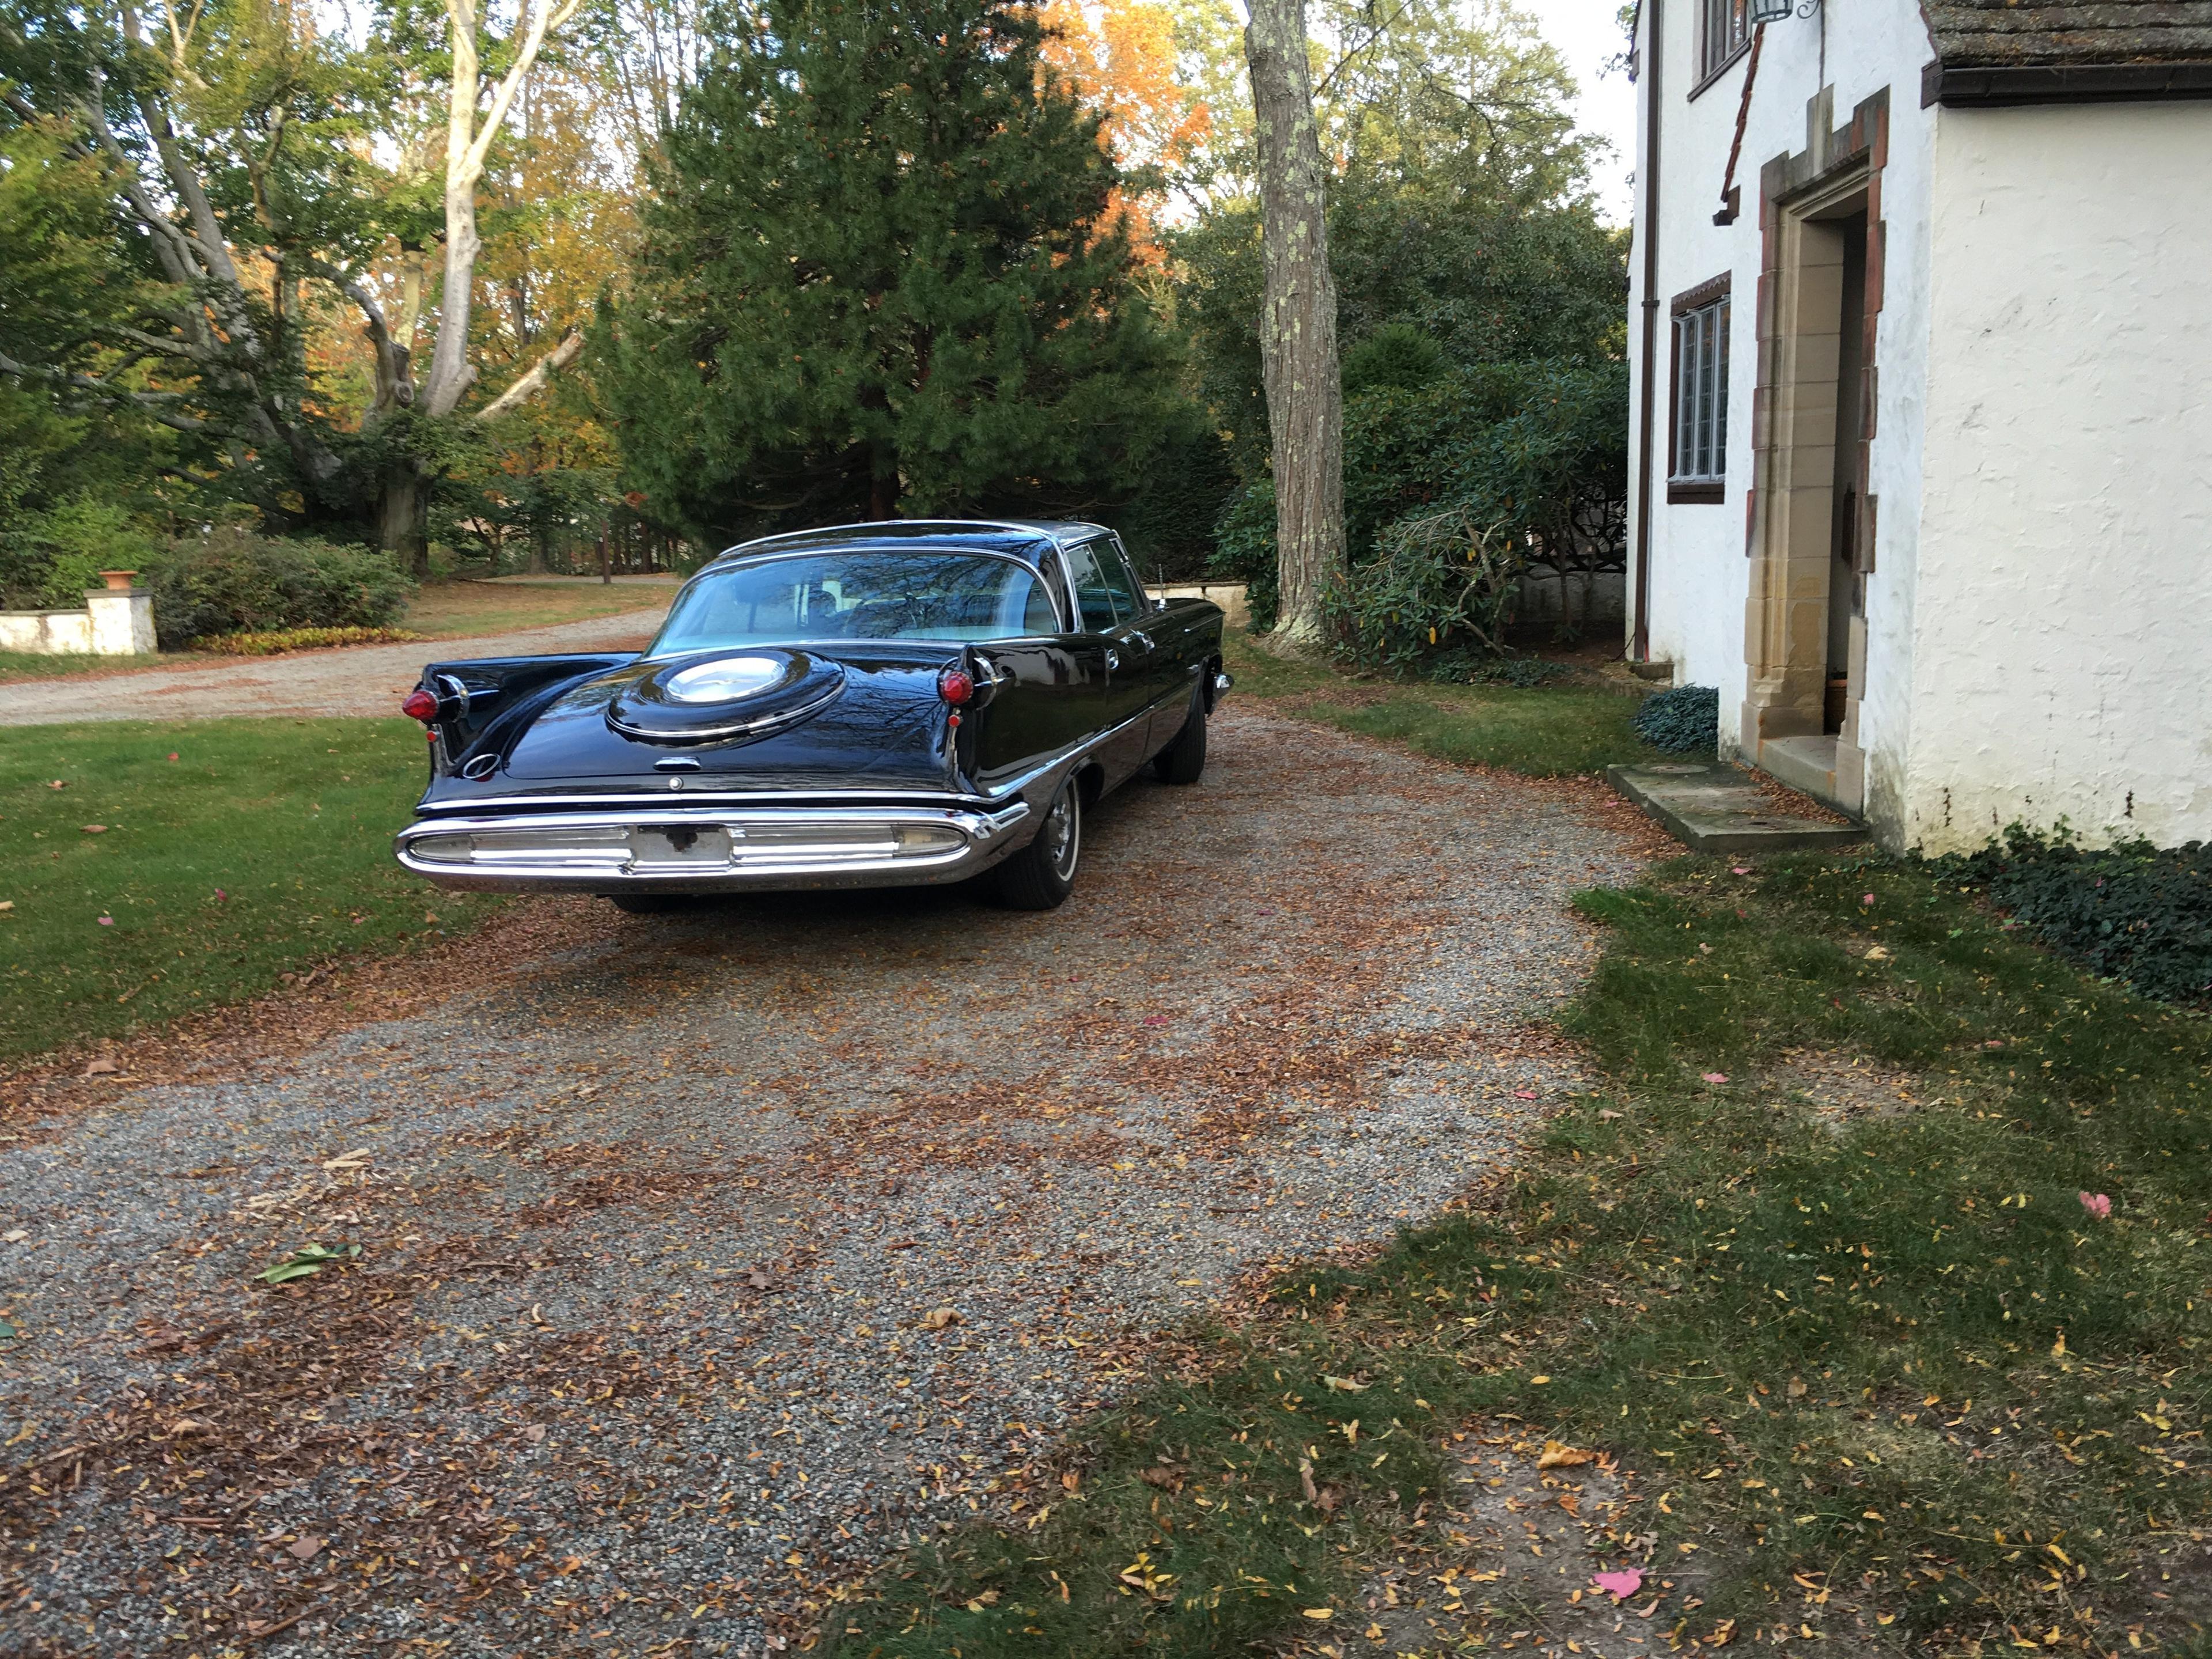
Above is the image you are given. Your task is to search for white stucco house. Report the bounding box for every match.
[1624,0,2211,853]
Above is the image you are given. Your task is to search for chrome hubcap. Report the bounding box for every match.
[1041,787,1079,881]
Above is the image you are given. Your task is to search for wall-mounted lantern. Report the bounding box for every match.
[1749,0,1794,20]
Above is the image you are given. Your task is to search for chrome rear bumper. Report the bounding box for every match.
[393,801,1032,894]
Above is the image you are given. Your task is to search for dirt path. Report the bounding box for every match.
[0,608,671,726]
[0,709,1654,1657]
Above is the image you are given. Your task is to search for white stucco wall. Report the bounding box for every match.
[1626,1,1938,821]
[1908,101,2212,852]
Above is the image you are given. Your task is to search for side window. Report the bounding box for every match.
[1085,540,1145,623]
[1105,537,1154,617]
[1036,548,1073,632]
[1063,541,1123,631]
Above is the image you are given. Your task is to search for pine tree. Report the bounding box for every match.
[596,0,1195,544]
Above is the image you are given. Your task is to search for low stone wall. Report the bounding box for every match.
[0,589,157,656]
[1149,582,1250,629]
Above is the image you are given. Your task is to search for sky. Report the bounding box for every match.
[1522,0,1637,224]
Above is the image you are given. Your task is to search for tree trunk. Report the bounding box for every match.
[377,465,431,582]
[1243,0,1344,650]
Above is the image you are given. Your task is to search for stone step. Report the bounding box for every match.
[1607,760,1868,854]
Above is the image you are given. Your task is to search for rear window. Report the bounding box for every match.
[649,552,1062,655]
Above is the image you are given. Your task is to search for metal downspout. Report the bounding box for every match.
[1631,0,1663,663]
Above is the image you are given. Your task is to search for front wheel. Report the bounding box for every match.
[1152,691,1207,785]
[993,778,1081,910]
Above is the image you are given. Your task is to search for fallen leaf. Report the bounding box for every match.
[97,916,114,927]
[2,1229,27,1243]
[1863,945,1891,962]
[1513,1089,1538,1100]
[1786,1377,1807,1399]
[1322,1374,1368,1392]
[1701,1072,1729,1084]
[2078,1191,2112,1219]
[1537,1441,1597,1469]
[918,1306,961,1331]
[1141,1015,1168,1027]
[746,1270,775,1290]
[885,1238,919,1251]
[1301,1608,1334,1620]
[167,752,179,762]
[288,1535,324,1559]
[1730,865,1751,875]
[80,824,108,835]
[524,1424,547,1443]
[1861,892,1876,906]
[83,1057,119,1078]
[255,1244,361,1285]
[47,779,65,790]
[320,1148,371,1172]
[1594,1568,1644,1601]
[0,902,13,912]
[1597,1108,1623,1120]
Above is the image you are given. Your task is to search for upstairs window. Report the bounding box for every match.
[1699,0,1751,82]
[1669,280,1731,502]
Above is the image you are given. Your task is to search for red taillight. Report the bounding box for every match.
[402,688,439,723]
[938,668,974,706]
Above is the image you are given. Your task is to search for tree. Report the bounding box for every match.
[596,0,1194,545]
[0,0,593,571]
[1241,0,1343,648]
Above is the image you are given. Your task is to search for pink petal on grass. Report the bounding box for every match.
[97,915,114,927]
[1513,1089,1539,1100]
[1594,1569,1643,1601]
[1862,892,1877,906]
[1141,1016,1168,1027]
[2078,1191,2112,1219]
[1730,865,1751,876]
[1702,1071,1729,1084]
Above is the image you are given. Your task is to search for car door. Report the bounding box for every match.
[1103,532,1191,754]
[1063,537,1162,783]
[966,548,1114,796]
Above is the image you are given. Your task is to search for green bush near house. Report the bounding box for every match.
[142,527,415,647]
[1631,683,1720,753]
[1933,823,2212,1006]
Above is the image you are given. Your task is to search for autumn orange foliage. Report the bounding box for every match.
[1038,0,1210,261]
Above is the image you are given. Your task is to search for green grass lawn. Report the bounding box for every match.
[829,674,2212,1656]
[0,649,172,683]
[403,578,673,639]
[1223,632,1666,777]
[0,719,499,1063]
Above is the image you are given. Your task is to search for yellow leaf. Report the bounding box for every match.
[1302,1608,1334,1620]
[1537,1441,1596,1469]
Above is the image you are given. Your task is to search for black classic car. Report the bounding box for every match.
[392,520,1230,910]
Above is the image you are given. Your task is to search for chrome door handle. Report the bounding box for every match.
[1104,649,1121,672]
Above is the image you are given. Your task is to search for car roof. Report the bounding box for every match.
[704,519,1111,570]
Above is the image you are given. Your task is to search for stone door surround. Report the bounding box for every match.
[1742,84,1889,815]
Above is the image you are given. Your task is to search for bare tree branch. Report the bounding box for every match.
[475,329,583,421]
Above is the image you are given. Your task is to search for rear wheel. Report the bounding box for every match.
[1152,690,1207,785]
[993,778,1081,910]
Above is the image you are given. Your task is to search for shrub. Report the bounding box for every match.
[143,528,414,647]
[1933,824,2212,1006]
[0,495,158,609]
[1324,505,1522,672]
[1633,684,1719,752]
[191,625,425,656]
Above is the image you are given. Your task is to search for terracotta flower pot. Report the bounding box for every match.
[99,570,139,592]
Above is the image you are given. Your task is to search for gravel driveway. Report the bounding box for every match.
[0,608,671,725]
[0,708,1649,1656]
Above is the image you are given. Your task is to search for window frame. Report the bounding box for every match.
[1691,0,1752,95]
[1667,275,1733,505]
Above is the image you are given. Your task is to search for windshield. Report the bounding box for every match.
[648,551,1062,655]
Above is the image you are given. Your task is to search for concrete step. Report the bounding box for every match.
[1608,761,1868,855]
